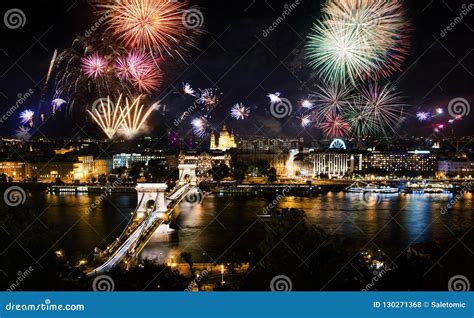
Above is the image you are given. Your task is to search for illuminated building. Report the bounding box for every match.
[178,151,231,177]
[0,161,27,180]
[112,153,165,169]
[293,151,363,178]
[364,150,437,173]
[438,159,474,177]
[210,124,236,151]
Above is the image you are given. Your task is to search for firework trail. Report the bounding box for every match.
[87,96,124,140]
[119,95,158,139]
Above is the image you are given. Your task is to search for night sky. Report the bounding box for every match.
[0,0,472,141]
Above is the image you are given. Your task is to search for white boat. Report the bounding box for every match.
[346,182,399,194]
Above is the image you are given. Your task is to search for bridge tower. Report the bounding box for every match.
[178,164,197,186]
[135,183,168,219]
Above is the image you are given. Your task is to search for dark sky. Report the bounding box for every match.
[0,0,472,141]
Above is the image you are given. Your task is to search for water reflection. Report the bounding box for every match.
[24,191,473,262]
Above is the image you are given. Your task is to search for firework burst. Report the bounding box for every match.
[267,92,282,104]
[311,81,353,123]
[87,96,124,140]
[359,82,406,134]
[14,126,31,141]
[51,98,67,113]
[81,52,108,79]
[19,109,34,127]
[198,88,219,111]
[416,111,430,122]
[182,82,196,97]
[191,117,210,138]
[320,113,351,138]
[306,0,409,83]
[120,96,158,138]
[230,103,250,120]
[102,0,199,59]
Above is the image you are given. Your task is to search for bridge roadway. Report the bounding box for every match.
[88,184,194,276]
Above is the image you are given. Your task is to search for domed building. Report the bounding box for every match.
[210,123,236,151]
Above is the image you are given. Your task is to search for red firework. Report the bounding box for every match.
[320,113,351,138]
[103,0,192,56]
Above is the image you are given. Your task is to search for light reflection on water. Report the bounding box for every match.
[27,191,473,262]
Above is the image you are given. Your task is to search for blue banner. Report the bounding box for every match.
[0,292,472,318]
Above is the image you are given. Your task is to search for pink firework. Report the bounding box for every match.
[320,113,351,138]
[81,53,108,79]
[114,51,162,93]
[114,56,132,81]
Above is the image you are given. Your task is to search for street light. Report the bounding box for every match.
[220,265,225,285]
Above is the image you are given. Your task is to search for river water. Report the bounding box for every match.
[30,191,473,263]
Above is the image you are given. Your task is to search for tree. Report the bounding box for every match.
[128,162,146,182]
[267,167,277,183]
[211,163,230,183]
[180,252,201,291]
[232,162,248,183]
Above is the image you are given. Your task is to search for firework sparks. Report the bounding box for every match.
[14,126,31,141]
[19,109,34,127]
[416,111,430,121]
[182,82,196,97]
[306,0,409,83]
[311,81,353,122]
[267,92,281,104]
[359,82,406,134]
[87,96,124,140]
[301,99,314,109]
[102,0,197,58]
[120,96,157,138]
[320,113,351,138]
[81,52,108,79]
[230,103,250,120]
[114,51,162,93]
[191,117,209,138]
[300,115,312,127]
[51,98,67,113]
[198,88,219,111]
